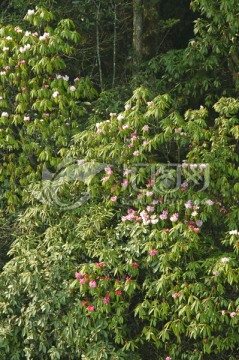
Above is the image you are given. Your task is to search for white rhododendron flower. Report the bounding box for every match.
[52,91,59,98]
[117,114,124,121]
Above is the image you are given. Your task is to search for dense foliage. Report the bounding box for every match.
[0,2,239,359]
[0,7,96,212]
[0,89,239,359]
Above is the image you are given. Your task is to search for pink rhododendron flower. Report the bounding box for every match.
[105,167,113,175]
[103,297,110,304]
[143,141,149,146]
[102,176,109,183]
[196,220,203,227]
[221,310,226,315]
[146,191,153,197]
[121,179,128,187]
[23,116,30,121]
[132,262,138,268]
[140,210,149,218]
[172,292,180,298]
[89,280,97,288]
[181,162,188,168]
[110,196,117,202]
[181,181,188,188]
[70,85,76,91]
[230,312,236,318]
[96,129,104,134]
[75,272,83,279]
[79,278,86,285]
[142,125,149,131]
[151,217,159,224]
[96,262,103,268]
[163,228,170,233]
[133,150,140,156]
[147,206,154,212]
[159,210,168,220]
[115,290,122,295]
[147,101,154,106]
[205,199,214,206]
[124,169,132,175]
[131,132,138,140]
[170,213,179,222]
[15,26,23,33]
[193,227,200,233]
[149,249,158,256]
[87,305,95,311]
[126,276,131,281]
[39,32,50,40]
[152,199,159,205]
[166,357,171,360]
[74,77,80,82]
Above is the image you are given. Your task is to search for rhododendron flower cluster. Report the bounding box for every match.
[149,249,158,256]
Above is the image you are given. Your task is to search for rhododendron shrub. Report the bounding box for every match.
[0,89,239,359]
[0,7,97,212]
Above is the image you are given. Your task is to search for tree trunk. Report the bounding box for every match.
[133,0,143,65]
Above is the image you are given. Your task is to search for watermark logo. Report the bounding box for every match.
[35,157,106,210]
[128,163,210,194]
[35,159,210,209]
